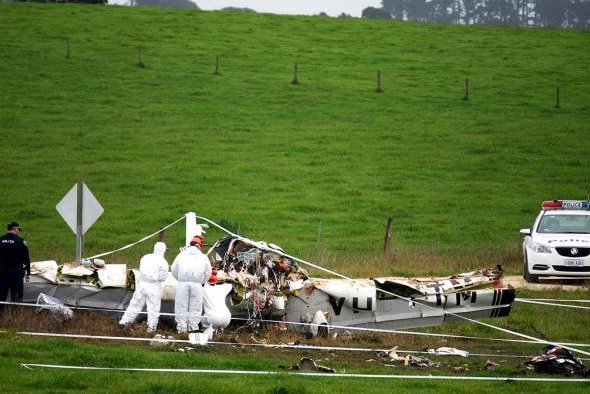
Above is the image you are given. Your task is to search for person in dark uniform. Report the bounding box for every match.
[0,221,31,306]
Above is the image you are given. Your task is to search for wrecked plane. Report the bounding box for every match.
[23,212,516,336]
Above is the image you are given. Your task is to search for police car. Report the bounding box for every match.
[520,200,590,282]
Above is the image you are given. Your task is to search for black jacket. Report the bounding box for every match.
[0,232,31,276]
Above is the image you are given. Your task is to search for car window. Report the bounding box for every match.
[538,215,590,234]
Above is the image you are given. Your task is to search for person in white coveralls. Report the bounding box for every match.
[119,242,169,333]
[171,238,212,334]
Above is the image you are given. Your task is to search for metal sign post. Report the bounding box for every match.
[76,182,83,262]
[56,181,104,262]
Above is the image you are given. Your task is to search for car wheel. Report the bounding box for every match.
[523,254,539,283]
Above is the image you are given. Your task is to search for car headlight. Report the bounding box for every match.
[529,242,552,254]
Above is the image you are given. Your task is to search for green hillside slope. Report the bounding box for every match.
[1,4,589,276]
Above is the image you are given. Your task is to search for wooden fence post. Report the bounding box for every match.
[463,78,469,100]
[383,217,393,255]
[291,63,299,85]
[214,55,221,75]
[376,70,383,93]
[138,47,145,68]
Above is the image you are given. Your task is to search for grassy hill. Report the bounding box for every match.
[1,3,589,276]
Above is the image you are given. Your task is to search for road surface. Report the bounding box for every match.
[502,276,589,291]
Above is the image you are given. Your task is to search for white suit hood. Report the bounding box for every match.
[153,242,167,256]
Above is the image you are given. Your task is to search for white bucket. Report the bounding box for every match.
[272,295,285,310]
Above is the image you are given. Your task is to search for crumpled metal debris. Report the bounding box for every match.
[213,236,309,317]
[521,345,589,376]
[453,364,470,372]
[279,357,336,373]
[405,355,443,367]
[35,293,73,322]
[484,360,500,370]
[377,346,443,367]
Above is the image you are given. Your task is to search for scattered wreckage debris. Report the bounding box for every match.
[377,346,444,367]
[426,347,469,357]
[23,212,517,338]
[447,360,501,373]
[149,334,175,347]
[376,346,502,371]
[484,360,500,371]
[521,345,590,376]
[35,293,73,322]
[279,357,336,373]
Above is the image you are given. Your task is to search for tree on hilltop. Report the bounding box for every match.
[373,0,590,28]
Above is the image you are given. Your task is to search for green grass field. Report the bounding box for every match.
[1,291,590,393]
[1,4,590,391]
[1,3,589,276]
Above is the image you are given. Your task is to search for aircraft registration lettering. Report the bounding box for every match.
[329,296,373,315]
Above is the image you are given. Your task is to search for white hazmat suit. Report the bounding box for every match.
[119,242,169,332]
[201,282,233,337]
[171,245,212,333]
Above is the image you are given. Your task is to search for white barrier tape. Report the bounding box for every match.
[10,305,590,356]
[85,215,185,260]
[519,298,590,303]
[241,317,590,348]
[18,363,590,382]
[6,296,590,354]
[196,214,351,280]
[0,300,177,317]
[13,298,590,349]
[19,331,185,343]
[17,330,590,363]
[18,331,431,355]
[515,298,590,310]
[452,311,590,357]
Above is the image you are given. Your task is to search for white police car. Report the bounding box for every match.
[520,200,590,283]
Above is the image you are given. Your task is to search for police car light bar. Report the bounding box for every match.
[542,200,590,210]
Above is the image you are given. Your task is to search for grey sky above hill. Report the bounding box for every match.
[108,0,382,17]
[196,1,381,17]
[107,1,589,28]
